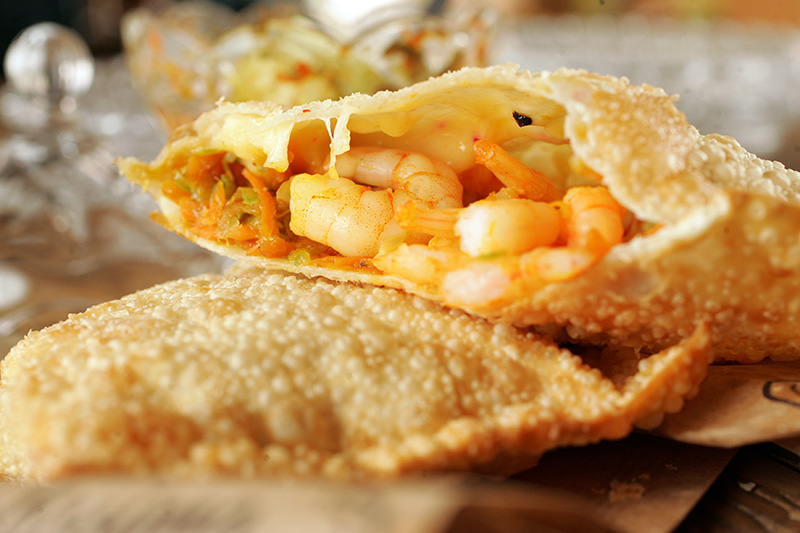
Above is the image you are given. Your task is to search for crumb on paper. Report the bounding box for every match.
[608,474,650,502]
[608,480,647,502]
[738,481,756,492]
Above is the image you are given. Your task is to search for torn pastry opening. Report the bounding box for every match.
[149,91,659,308]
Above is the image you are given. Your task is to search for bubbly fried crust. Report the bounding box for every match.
[115,65,800,363]
[0,267,711,482]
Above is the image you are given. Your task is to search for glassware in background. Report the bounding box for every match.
[0,23,221,356]
[120,0,491,130]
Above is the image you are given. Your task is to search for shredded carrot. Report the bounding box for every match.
[241,168,294,256]
[244,242,262,256]
[278,62,312,81]
[162,181,191,202]
[226,160,250,188]
[241,169,275,237]
[296,62,311,78]
[164,151,298,257]
[192,226,222,241]
[184,152,225,197]
[179,199,201,225]
[222,223,260,242]
[199,180,227,226]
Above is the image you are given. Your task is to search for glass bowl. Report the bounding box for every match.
[121,0,491,130]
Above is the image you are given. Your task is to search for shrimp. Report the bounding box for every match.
[563,186,625,255]
[520,247,597,283]
[289,147,464,257]
[434,186,625,306]
[521,186,625,282]
[441,260,517,308]
[371,243,465,287]
[334,147,463,209]
[289,174,397,258]
[396,198,562,258]
[457,199,562,257]
[385,140,564,258]
[473,139,561,202]
[372,146,628,306]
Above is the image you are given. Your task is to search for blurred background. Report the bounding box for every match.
[0,0,799,354]
[1,0,797,175]
[3,1,800,60]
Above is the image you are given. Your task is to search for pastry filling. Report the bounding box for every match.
[156,107,653,306]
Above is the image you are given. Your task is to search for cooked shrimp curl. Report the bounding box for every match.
[563,186,625,254]
[334,147,463,209]
[396,199,562,258]
[520,186,625,282]
[473,139,561,202]
[289,147,463,257]
[289,174,396,257]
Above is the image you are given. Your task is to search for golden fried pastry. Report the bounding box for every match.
[0,267,710,482]
[116,65,800,362]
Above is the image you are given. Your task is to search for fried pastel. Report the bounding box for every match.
[0,267,710,482]
[116,65,800,362]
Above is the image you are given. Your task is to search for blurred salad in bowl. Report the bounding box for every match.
[122,0,491,129]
